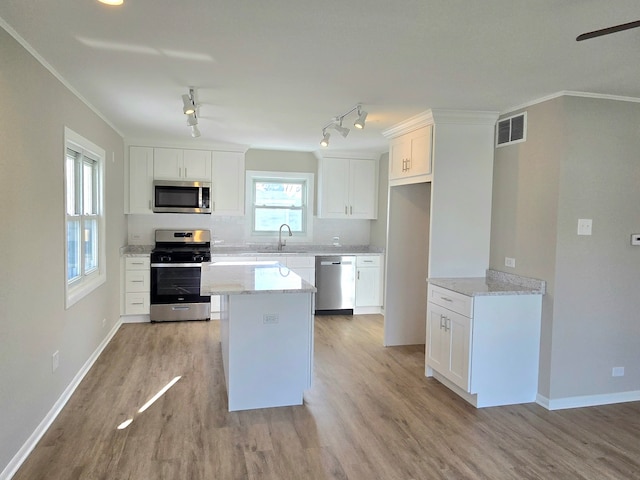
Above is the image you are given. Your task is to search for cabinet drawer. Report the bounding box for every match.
[125,256,150,270]
[125,293,149,315]
[428,284,473,317]
[125,271,150,292]
[356,255,381,268]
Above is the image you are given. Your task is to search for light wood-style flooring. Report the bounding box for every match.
[14,315,640,479]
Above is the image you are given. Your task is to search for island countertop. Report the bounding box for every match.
[201,261,317,295]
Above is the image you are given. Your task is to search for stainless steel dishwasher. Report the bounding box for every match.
[315,255,356,314]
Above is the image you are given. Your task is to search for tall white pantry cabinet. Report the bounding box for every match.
[382,110,499,346]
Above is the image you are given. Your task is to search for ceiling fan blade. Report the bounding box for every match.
[576,19,640,41]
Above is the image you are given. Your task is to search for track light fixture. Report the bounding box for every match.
[354,105,368,129]
[182,88,196,115]
[319,104,367,147]
[320,130,330,147]
[181,88,201,137]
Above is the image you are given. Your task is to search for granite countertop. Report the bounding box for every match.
[201,261,317,295]
[120,245,154,256]
[121,244,384,257]
[211,244,384,256]
[428,269,546,297]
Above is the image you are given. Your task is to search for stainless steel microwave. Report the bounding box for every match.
[153,180,212,214]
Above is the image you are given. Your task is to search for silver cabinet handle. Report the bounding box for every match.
[185,168,188,178]
[445,317,451,332]
[441,296,453,302]
[345,206,348,215]
[350,206,353,215]
[357,271,360,280]
[439,314,445,329]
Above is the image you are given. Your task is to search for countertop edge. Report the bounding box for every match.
[428,270,546,297]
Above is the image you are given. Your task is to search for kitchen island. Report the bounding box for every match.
[201,261,316,411]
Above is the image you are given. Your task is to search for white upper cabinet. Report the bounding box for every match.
[388,125,432,186]
[318,157,378,219]
[211,151,245,216]
[153,148,212,181]
[127,146,154,214]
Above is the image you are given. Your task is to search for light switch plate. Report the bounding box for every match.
[505,257,516,268]
[577,219,592,236]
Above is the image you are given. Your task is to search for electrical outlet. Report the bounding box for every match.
[263,313,279,324]
[631,234,640,246]
[577,219,592,236]
[612,366,624,377]
[505,257,516,268]
[52,351,59,373]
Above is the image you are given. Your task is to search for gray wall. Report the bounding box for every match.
[490,95,640,402]
[0,27,125,473]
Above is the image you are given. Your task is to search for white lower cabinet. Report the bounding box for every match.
[123,256,150,315]
[355,255,383,308]
[426,283,542,408]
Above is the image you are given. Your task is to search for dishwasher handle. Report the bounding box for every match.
[320,260,354,266]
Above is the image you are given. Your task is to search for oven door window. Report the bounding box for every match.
[151,265,210,304]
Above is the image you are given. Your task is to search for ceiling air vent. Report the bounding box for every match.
[496,112,527,147]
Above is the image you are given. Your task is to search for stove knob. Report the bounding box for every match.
[193,255,204,262]
[160,255,171,262]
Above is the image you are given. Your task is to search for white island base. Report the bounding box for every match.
[220,292,313,411]
[201,261,316,412]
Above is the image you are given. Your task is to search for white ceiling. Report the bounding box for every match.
[1,0,640,155]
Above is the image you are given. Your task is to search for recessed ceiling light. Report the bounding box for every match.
[98,0,124,6]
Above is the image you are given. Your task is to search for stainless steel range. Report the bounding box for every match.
[150,229,211,322]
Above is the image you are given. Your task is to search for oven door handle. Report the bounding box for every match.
[151,263,204,268]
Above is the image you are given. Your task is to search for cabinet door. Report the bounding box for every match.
[153,148,183,179]
[355,266,381,307]
[318,157,349,218]
[447,309,472,391]
[426,301,472,391]
[426,303,448,373]
[128,146,154,214]
[212,151,245,215]
[348,159,377,219]
[408,125,432,178]
[183,149,212,181]
[389,136,411,180]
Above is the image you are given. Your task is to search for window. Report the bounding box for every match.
[64,128,106,308]
[246,171,314,240]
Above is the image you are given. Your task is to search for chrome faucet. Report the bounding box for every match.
[278,223,292,251]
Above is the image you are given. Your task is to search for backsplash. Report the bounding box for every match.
[127,214,372,246]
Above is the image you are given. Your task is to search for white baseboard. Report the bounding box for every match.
[121,314,149,323]
[1,320,122,480]
[537,390,640,410]
[353,306,383,315]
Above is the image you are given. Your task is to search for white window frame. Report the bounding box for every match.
[245,170,314,242]
[64,127,106,308]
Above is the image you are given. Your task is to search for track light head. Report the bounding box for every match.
[186,113,198,126]
[190,125,201,138]
[354,106,367,129]
[320,131,330,147]
[332,119,350,138]
[182,88,196,115]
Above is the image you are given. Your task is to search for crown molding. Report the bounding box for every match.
[502,90,640,115]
